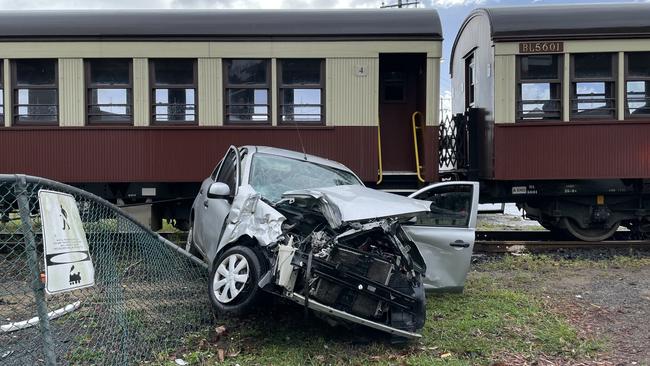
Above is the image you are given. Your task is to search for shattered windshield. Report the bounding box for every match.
[249,153,362,202]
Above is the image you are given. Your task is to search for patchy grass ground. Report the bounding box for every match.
[151,274,599,366]
[144,251,650,366]
[475,251,650,364]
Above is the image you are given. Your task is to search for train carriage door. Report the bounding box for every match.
[379,54,427,172]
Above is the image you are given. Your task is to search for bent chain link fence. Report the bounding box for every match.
[0,175,214,365]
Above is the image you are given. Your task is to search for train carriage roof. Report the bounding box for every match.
[450,3,650,75]
[482,3,650,41]
[0,9,442,41]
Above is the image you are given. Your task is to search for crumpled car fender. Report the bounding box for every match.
[209,185,286,264]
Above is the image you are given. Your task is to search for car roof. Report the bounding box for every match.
[243,145,360,177]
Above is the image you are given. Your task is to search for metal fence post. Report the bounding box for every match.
[14,175,57,366]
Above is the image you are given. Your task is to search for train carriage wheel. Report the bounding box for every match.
[562,217,619,242]
[538,221,571,240]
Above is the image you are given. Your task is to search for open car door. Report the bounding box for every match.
[403,181,480,291]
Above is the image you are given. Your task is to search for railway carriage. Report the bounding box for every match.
[0,9,442,230]
[449,4,650,240]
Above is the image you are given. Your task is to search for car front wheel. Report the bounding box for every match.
[209,246,264,315]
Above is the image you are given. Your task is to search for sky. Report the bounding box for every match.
[0,0,636,114]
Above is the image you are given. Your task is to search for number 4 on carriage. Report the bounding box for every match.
[38,190,95,294]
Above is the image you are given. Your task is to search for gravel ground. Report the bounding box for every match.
[476,250,650,365]
[477,204,544,231]
[548,267,650,364]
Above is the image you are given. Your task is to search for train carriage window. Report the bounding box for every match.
[570,53,617,119]
[150,59,197,124]
[464,53,475,109]
[625,52,650,117]
[278,59,324,124]
[86,59,132,124]
[516,55,562,121]
[224,59,270,123]
[12,59,58,125]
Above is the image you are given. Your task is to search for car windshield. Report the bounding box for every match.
[249,153,362,202]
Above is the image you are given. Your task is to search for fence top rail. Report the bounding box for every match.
[1,173,206,269]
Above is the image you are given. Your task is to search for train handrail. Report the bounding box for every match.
[377,117,384,185]
[411,111,425,183]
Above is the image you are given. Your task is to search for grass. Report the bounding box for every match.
[477,251,650,272]
[151,267,603,366]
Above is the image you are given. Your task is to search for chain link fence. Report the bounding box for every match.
[0,175,214,365]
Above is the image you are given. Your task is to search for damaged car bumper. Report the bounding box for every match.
[222,185,428,338]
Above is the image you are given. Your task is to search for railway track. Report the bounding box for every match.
[475,230,650,254]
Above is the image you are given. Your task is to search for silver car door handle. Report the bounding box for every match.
[203,200,209,208]
[449,240,470,248]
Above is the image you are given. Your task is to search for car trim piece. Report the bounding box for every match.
[286,293,422,339]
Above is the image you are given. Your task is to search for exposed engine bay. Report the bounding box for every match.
[263,193,427,339]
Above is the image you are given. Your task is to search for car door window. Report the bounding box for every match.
[413,185,473,227]
[216,150,238,196]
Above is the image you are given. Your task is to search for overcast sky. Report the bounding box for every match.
[0,0,634,114]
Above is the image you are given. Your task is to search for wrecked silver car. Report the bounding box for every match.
[188,146,479,339]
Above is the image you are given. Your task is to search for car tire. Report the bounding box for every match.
[208,246,264,315]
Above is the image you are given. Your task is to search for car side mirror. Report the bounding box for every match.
[207,182,231,199]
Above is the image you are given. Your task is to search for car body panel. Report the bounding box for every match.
[282,185,432,226]
[406,181,480,291]
[193,146,240,262]
[214,184,286,263]
[402,226,475,290]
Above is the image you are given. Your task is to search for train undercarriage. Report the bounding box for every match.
[480,179,650,241]
[45,179,650,242]
[438,108,650,242]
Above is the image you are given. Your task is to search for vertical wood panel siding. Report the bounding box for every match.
[494,122,650,180]
[426,57,440,126]
[133,58,149,126]
[0,126,378,182]
[493,55,515,123]
[198,58,220,126]
[617,52,625,121]
[271,58,278,126]
[215,58,223,124]
[3,60,9,127]
[328,58,378,126]
[58,58,84,126]
[563,52,570,121]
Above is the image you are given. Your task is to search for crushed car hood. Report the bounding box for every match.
[281,185,431,227]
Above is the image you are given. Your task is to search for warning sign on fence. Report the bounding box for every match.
[38,190,95,294]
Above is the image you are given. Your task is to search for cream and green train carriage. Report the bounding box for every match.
[0,9,442,229]
[449,3,650,240]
